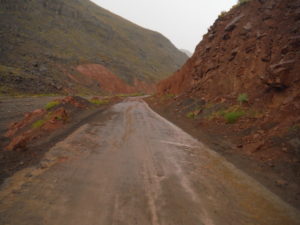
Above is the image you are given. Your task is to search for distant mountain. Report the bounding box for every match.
[0,0,187,95]
[180,49,193,57]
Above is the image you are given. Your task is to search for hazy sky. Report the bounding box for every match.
[90,0,237,52]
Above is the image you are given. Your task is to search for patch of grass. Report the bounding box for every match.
[32,93,61,97]
[207,109,226,120]
[247,109,263,119]
[0,64,21,75]
[186,111,196,119]
[54,115,63,121]
[32,119,45,128]
[238,0,251,5]
[116,93,145,97]
[219,11,228,18]
[237,93,248,104]
[289,124,300,132]
[45,101,60,110]
[186,108,202,119]
[203,102,261,123]
[165,93,175,98]
[130,93,145,97]
[231,0,251,9]
[224,110,245,123]
[90,98,109,105]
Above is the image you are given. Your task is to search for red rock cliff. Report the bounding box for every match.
[158,0,300,104]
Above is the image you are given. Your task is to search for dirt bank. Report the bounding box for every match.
[0,96,120,184]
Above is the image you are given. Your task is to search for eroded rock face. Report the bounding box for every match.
[70,64,154,94]
[156,0,300,165]
[157,0,300,103]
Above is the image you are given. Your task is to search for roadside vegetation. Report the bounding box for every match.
[184,93,262,124]
[116,93,145,97]
[224,110,245,123]
[231,0,252,10]
[45,101,60,110]
[32,119,46,128]
[186,111,197,119]
[218,11,228,18]
[90,98,110,105]
[237,93,248,105]
[186,107,202,119]
[238,0,251,5]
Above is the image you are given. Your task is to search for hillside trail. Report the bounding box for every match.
[0,98,299,225]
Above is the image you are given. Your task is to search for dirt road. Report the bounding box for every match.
[0,98,299,225]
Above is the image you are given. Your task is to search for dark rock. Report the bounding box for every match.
[229,48,238,61]
[223,34,230,40]
[289,35,300,48]
[281,45,289,55]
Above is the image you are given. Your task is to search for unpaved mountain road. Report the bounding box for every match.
[0,98,299,225]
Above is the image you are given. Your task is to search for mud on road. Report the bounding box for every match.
[0,98,299,225]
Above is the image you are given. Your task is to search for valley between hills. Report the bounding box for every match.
[0,0,299,224]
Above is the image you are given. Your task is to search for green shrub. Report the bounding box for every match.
[186,111,196,119]
[237,0,251,5]
[219,11,228,18]
[237,93,248,104]
[90,99,109,105]
[161,93,175,100]
[224,110,245,123]
[54,115,63,121]
[32,119,45,128]
[130,93,145,97]
[289,124,300,132]
[45,101,60,110]
[116,93,144,97]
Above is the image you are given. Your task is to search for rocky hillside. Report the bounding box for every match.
[0,0,187,95]
[158,0,299,98]
[155,0,300,208]
[156,0,300,200]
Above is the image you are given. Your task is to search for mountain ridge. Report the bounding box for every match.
[0,0,187,95]
[180,49,193,57]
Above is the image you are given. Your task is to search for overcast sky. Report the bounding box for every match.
[90,0,237,53]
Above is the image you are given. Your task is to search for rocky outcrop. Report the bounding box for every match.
[158,0,300,103]
[156,0,300,168]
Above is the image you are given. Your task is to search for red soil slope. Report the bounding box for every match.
[68,64,154,94]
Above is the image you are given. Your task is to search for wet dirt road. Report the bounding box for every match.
[0,98,299,225]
